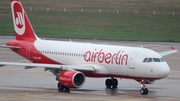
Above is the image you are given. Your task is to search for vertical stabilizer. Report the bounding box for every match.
[10,0,37,41]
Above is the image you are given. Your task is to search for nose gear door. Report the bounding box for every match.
[129,51,138,69]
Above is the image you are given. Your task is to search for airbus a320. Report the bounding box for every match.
[0,0,177,95]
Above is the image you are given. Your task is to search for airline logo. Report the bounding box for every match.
[60,77,71,81]
[84,49,128,65]
[11,1,25,35]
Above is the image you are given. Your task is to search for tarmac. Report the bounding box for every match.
[0,36,180,101]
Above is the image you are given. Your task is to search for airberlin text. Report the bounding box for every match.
[60,77,71,81]
[84,49,128,65]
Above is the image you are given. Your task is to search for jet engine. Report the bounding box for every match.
[57,71,85,88]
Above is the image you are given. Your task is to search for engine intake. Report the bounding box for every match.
[58,71,85,88]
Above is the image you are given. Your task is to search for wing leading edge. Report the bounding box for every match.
[0,62,95,72]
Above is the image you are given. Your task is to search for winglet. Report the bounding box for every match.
[171,46,176,50]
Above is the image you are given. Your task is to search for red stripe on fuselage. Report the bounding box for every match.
[84,73,160,80]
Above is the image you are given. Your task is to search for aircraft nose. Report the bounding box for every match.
[160,63,170,78]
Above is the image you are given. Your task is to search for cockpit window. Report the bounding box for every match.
[147,58,152,62]
[153,58,161,62]
[160,58,165,62]
[143,58,148,63]
[143,57,165,63]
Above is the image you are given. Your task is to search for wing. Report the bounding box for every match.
[0,62,95,72]
[158,46,178,56]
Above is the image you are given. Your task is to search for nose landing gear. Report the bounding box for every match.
[140,80,148,95]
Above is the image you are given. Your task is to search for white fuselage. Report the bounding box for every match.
[32,39,170,79]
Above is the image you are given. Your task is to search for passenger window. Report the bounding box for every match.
[153,58,161,62]
[147,58,152,62]
[143,58,148,63]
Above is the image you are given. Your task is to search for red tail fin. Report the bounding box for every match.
[10,0,37,42]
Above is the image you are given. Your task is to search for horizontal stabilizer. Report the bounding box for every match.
[0,45,20,49]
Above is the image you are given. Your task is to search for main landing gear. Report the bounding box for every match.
[140,80,149,95]
[57,82,70,92]
[105,77,118,88]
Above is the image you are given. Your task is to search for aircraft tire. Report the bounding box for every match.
[105,79,112,88]
[58,82,65,92]
[144,88,148,94]
[112,79,118,88]
[140,88,148,95]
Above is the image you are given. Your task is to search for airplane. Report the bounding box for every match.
[0,0,177,95]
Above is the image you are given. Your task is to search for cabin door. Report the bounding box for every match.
[129,51,138,69]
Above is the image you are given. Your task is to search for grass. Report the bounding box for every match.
[0,0,180,42]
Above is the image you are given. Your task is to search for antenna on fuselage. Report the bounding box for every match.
[69,39,72,42]
[141,44,143,48]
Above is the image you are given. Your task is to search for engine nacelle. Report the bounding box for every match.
[136,80,156,84]
[58,71,85,88]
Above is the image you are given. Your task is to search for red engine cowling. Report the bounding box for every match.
[58,71,85,88]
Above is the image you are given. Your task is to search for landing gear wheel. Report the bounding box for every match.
[65,87,70,91]
[139,80,149,95]
[112,79,118,88]
[57,82,64,92]
[57,82,70,92]
[140,88,144,94]
[105,79,112,88]
[105,78,118,88]
[144,88,148,94]
[64,87,70,92]
[140,88,148,95]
